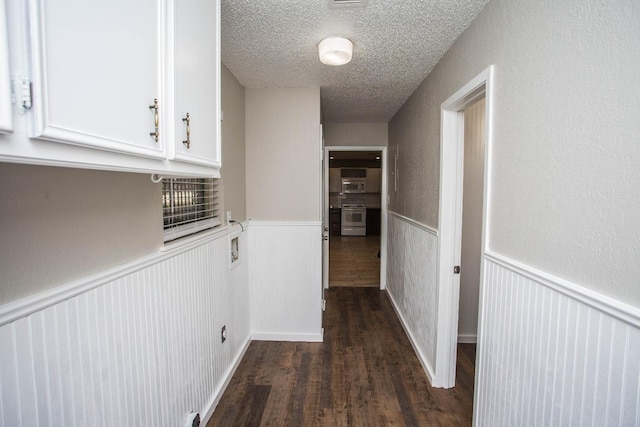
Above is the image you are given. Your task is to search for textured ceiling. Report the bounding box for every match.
[221,0,489,123]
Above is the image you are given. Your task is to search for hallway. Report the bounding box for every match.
[329,236,381,287]
[207,287,475,426]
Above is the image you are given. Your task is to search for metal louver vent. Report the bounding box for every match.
[329,0,369,9]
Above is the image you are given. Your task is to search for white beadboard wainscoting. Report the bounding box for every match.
[248,221,323,342]
[386,211,439,383]
[475,252,640,426]
[0,226,250,427]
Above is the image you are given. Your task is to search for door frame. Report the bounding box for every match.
[434,66,494,388]
[323,146,388,290]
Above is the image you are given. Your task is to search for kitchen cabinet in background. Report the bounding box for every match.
[330,208,341,235]
[329,168,341,192]
[366,168,382,193]
[366,208,381,235]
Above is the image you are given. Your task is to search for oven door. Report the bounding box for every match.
[342,207,366,227]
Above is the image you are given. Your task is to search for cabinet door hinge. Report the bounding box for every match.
[20,79,33,112]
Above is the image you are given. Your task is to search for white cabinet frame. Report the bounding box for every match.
[0,0,12,133]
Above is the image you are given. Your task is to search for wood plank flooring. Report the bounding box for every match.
[329,236,380,287]
[207,287,475,426]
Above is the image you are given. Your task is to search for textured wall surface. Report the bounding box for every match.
[388,0,640,304]
[0,230,250,427]
[386,212,438,377]
[220,64,246,222]
[0,163,161,304]
[245,87,321,221]
[323,122,388,147]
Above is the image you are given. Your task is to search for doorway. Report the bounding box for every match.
[458,97,485,345]
[434,66,493,390]
[323,147,388,291]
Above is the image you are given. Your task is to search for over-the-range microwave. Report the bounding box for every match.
[341,178,366,193]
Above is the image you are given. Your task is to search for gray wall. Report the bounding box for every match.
[221,64,247,222]
[245,87,321,221]
[0,164,162,303]
[0,65,247,304]
[388,0,640,305]
[323,122,388,147]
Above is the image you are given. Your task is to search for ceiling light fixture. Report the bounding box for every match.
[318,37,353,66]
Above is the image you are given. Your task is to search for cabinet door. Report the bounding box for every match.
[366,168,382,193]
[27,0,165,158]
[171,0,220,168]
[329,168,341,192]
[0,0,12,133]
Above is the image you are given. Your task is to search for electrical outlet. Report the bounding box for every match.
[226,211,232,223]
[221,325,226,343]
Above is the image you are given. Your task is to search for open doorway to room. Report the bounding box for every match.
[435,66,492,392]
[454,95,486,395]
[324,148,387,290]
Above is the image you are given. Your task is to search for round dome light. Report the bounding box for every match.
[318,37,353,66]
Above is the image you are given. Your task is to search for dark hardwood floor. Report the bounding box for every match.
[329,236,381,287]
[207,287,475,426]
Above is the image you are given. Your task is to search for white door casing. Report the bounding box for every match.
[322,126,329,291]
[323,146,389,290]
[435,66,493,389]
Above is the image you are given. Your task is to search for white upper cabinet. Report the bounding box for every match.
[27,0,166,158]
[0,0,12,134]
[170,0,221,168]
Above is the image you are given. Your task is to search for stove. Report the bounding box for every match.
[341,202,366,236]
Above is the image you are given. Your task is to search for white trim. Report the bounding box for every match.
[160,221,245,251]
[322,130,329,290]
[379,147,388,290]
[485,251,640,328]
[248,220,322,227]
[251,332,324,342]
[387,210,438,236]
[201,336,251,426]
[0,0,12,133]
[0,224,244,326]
[386,289,436,384]
[436,66,494,389]
[457,334,477,344]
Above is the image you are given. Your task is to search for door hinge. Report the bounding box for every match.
[322,299,326,311]
[20,79,33,113]
[453,265,461,274]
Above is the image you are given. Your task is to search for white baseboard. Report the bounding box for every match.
[251,332,324,342]
[201,336,252,425]
[385,289,436,385]
[457,334,477,344]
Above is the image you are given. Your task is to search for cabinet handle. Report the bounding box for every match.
[182,113,191,149]
[149,98,159,142]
